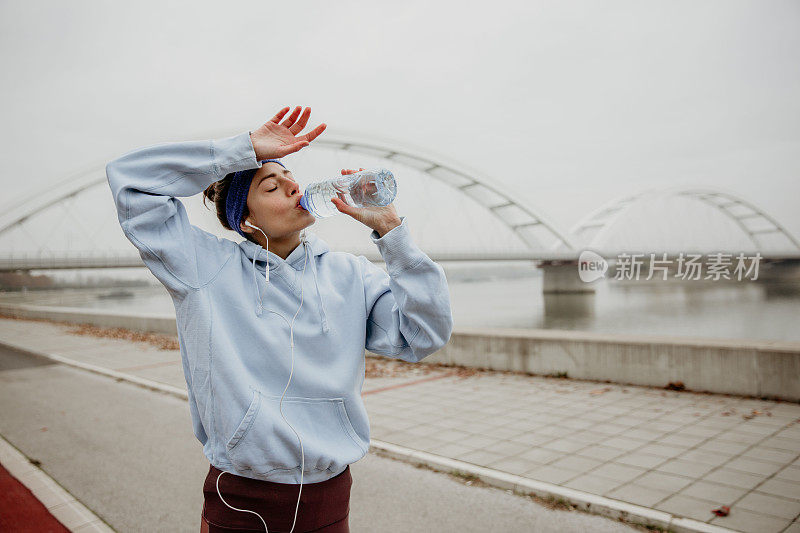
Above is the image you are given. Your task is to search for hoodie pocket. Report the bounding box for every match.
[225,388,367,477]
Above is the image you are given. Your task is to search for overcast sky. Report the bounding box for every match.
[1,0,799,253]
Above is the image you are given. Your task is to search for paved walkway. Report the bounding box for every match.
[1,314,799,533]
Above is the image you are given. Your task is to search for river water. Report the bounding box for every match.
[2,265,798,343]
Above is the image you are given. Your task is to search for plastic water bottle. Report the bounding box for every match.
[298,168,397,218]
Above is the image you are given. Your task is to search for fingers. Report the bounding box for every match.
[280,106,302,128]
[269,105,326,145]
[331,197,352,215]
[289,107,312,135]
[340,167,365,175]
[274,140,310,158]
[300,123,327,143]
[270,106,291,123]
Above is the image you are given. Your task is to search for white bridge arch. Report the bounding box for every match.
[0,131,577,254]
[312,133,577,251]
[3,131,798,271]
[565,185,800,253]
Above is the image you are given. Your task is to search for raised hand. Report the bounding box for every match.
[250,106,327,160]
[331,168,402,237]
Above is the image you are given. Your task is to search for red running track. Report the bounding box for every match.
[0,461,69,532]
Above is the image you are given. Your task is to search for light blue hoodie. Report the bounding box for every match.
[105,131,454,483]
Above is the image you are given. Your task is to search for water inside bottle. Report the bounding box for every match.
[300,169,397,218]
[302,180,339,218]
[349,169,397,207]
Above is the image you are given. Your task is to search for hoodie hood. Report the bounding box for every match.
[237,231,330,269]
[237,232,331,331]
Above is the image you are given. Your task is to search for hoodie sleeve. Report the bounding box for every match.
[105,131,262,294]
[359,216,454,363]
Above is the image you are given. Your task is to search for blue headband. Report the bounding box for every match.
[225,159,286,238]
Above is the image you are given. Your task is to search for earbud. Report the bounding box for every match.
[244,220,257,230]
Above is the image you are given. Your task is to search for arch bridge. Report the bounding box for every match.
[1,133,799,293]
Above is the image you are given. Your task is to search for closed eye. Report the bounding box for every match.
[263,172,294,192]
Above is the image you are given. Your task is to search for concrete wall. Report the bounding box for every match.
[2,303,798,402]
[425,328,800,402]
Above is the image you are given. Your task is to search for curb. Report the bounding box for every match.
[0,339,737,533]
[0,434,114,532]
[369,441,737,533]
[0,339,188,400]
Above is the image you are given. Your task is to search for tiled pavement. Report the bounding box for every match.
[364,375,800,532]
[1,316,799,533]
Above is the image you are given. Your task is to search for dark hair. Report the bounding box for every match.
[202,173,257,244]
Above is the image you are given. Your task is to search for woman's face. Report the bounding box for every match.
[241,162,315,238]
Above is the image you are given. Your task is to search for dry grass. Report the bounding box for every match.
[364,354,484,380]
[64,323,180,350]
[0,312,179,351]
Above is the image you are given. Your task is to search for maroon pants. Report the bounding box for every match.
[202,464,352,533]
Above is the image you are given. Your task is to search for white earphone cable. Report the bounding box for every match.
[215,221,309,533]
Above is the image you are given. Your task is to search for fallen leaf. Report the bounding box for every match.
[665,381,686,391]
[743,409,770,420]
[711,505,730,517]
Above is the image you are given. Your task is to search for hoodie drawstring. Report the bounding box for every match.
[251,238,329,333]
[306,239,330,333]
[252,247,265,317]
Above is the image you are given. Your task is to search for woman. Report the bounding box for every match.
[105,106,454,532]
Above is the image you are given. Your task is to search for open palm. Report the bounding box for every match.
[250,106,327,160]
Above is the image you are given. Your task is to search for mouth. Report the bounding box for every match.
[295,197,304,210]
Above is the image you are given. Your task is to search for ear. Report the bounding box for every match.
[240,218,253,234]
